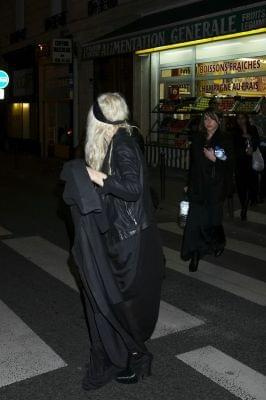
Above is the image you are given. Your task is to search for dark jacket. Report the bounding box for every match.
[100,128,154,244]
[188,129,234,205]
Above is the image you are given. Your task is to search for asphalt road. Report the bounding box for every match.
[0,154,265,400]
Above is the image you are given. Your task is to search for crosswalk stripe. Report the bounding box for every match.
[151,301,204,339]
[158,222,266,262]
[164,247,266,306]
[235,209,266,225]
[0,225,12,237]
[3,236,78,291]
[0,299,67,388]
[3,236,204,340]
[176,346,266,400]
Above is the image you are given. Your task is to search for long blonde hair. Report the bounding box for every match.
[85,92,131,171]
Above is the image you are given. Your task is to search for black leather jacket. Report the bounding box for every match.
[100,128,154,244]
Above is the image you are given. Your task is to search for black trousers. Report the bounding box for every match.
[235,165,259,207]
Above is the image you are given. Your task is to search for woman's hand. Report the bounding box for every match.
[86,167,107,187]
[246,146,253,155]
[203,147,216,162]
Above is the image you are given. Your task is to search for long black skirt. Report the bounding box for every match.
[181,202,226,261]
[82,224,164,389]
[109,224,164,344]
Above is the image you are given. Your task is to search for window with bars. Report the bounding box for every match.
[88,0,118,16]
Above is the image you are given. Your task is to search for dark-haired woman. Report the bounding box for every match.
[234,113,260,221]
[181,109,233,272]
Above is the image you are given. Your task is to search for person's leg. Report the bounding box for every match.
[235,170,248,220]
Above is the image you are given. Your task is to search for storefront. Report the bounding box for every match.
[82,1,266,167]
[1,46,39,153]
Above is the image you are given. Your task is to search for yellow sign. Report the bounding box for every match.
[197,57,266,76]
[197,76,266,95]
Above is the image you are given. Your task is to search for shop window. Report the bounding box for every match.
[9,103,30,139]
[16,0,24,31]
[196,56,266,97]
[88,0,118,16]
[50,0,67,16]
[10,0,26,43]
[196,34,266,62]
[45,0,67,30]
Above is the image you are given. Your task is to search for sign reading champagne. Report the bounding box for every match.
[197,76,266,95]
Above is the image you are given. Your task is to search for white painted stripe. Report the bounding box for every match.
[3,236,78,291]
[159,222,266,262]
[0,300,67,388]
[235,209,266,225]
[176,346,266,400]
[152,300,204,339]
[164,246,266,306]
[0,225,12,236]
[3,236,204,339]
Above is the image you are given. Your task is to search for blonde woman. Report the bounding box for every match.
[62,93,164,389]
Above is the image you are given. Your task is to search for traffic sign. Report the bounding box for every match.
[0,70,9,89]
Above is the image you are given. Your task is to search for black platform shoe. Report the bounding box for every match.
[115,369,138,385]
[116,352,153,384]
[189,252,199,272]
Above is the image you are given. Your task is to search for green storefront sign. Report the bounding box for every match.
[82,4,266,59]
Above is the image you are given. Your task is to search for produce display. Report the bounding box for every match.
[231,97,262,113]
[216,97,236,112]
[152,96,265,148]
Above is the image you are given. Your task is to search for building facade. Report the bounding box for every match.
[0,0,265,158]
[0,0,191,156]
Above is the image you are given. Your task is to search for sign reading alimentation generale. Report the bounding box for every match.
[82,4,266,59]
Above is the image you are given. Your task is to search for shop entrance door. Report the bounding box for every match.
[94,53,133,113]
[44,100,72,158]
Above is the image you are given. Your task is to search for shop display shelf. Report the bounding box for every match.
[230,97,263,114]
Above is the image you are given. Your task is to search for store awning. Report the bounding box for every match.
[82,0,266,59]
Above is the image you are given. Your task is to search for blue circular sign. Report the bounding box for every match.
[0,70,9,89]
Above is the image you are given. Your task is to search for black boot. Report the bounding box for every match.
[189,252,199,272]
[116,352,153,385]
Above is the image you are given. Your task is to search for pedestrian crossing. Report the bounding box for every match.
[0,299,67,388]
[0,222,266,399]
[159,222,266,262]
[2,235,205,340]
[235,209,266,225]
[0,225,12,237]
[176,346,266,400]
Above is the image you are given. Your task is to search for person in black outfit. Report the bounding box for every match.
[233,113,260,221]
[67,93,164,388]
[181,109,233,272]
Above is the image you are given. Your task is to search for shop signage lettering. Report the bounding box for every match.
[82,4,266,59]
[52,39,72,63]
[170,16,236,43]
[197,58,266,75]
[199,78,260,94]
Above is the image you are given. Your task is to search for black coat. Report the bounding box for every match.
[188,129,234,205]
[61,159,144,388]
[100,128,154,244]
